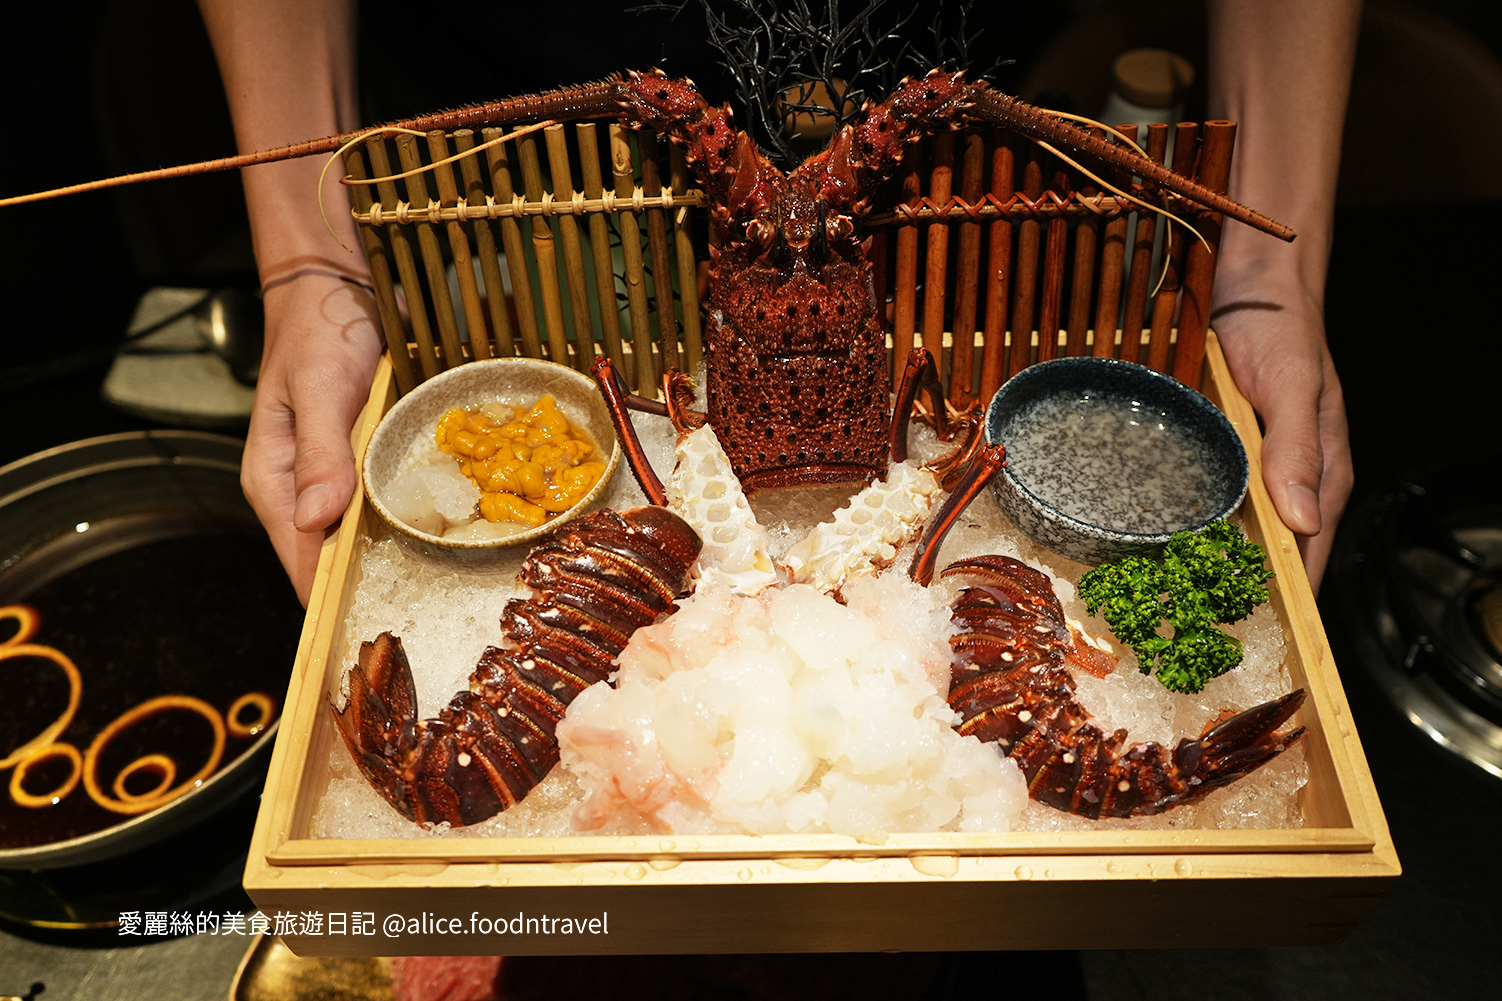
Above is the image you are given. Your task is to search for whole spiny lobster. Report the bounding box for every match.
[4,70,1303,827]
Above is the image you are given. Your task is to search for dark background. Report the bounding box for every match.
[1,1,1499,998]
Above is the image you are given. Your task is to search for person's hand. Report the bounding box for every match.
[242,268,382,605]
[1211,263,1352,592]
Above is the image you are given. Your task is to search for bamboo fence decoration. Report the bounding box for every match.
[922,132,954,376]
[609,125,656,396]
[427,131,491,365]
[517,132,571,367]
[1174,121,1236,385]
[395,135,465,374]
[455,131,513,361]
[343,117,1239,403]
[483,127,544,364]
[1011,143,1044,380]
[948,132,985,409]
[638,130,682,378]
[669,145,705,377]
[1091,124,1135,363]
[890,150,922,391]
[979,138,1014,405]
[1123,125,1170,365]
[543,125,595,369]
[576,123,627,376]
[343,149,414,395]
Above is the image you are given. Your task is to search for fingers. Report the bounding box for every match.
[1295,357,1354,591]
[1255,358,1327,539]
[243,391,325,606]
[288,360,368,533]
[1254,348,1352,593]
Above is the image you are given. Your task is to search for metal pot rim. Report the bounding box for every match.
[0,430,291,870]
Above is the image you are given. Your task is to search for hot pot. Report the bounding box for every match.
[0,432,302,928]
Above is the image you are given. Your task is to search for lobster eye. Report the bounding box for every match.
[825,214,855,243]
[744,219,776,249]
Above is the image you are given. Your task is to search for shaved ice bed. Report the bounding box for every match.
[312,409,1305,840]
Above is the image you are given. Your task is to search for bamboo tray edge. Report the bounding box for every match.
[244,336,1399,955]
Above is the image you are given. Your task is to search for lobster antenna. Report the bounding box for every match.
[1032,139,1212,254]
[1038,106,1202,293]
[1032,138,1207,298]
[0,78,626,208]
[337,120,558,189]
[1046,110,1151,157]
[315,120,559,251]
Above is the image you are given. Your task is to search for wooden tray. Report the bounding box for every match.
[243,335,1397,957]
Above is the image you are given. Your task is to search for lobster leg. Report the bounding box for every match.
[599,359,670,419]
[661,370,708,434]
[889,348,954,463]
[906,444,1007,586]
[591,357,668,507]
[923,413,988,492]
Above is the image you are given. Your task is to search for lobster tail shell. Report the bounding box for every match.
[332,506,701,826]
[942,556,1305,818]
[333,632,423,814]
[1181,689,1308,791]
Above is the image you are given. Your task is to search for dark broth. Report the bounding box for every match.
[0,515,302,850]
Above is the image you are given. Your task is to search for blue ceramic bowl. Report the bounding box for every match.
[985,357,1249,565]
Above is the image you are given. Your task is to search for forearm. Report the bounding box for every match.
[1207,0,1362,298]
[1205,0,1361,589]
[196,0,366,285]
[198,0,381,604]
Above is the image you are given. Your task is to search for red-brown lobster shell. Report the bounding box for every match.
[3,68,1292,492]
[941,554,1305,818]
[333,506,700,826]
[616,70,1290,491]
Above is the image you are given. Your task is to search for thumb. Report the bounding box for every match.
[1254,370,1325,539]
[290,371,369,533]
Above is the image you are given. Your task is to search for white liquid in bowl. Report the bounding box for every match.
[1004,395,1215,535]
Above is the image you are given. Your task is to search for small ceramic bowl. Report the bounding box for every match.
[985,357,1249,565]
[363,358,621,560]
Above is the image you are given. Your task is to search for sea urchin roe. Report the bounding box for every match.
[434,396,606,526]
